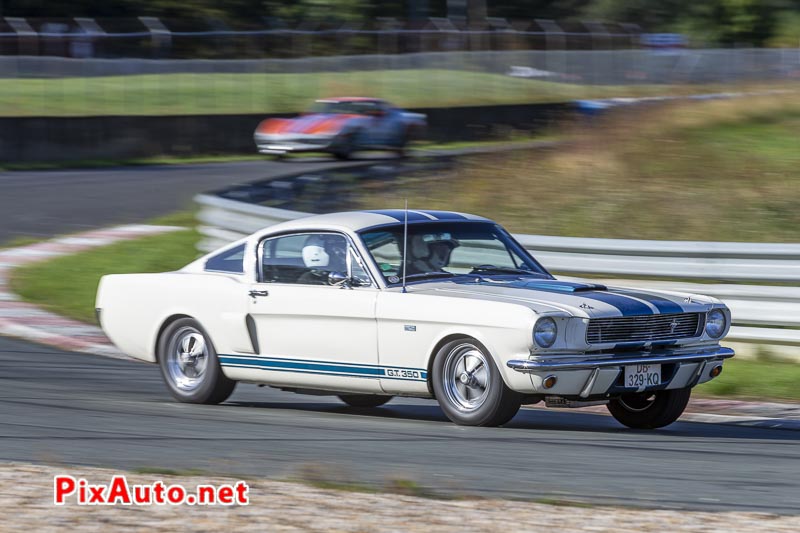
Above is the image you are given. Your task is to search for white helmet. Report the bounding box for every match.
[303,241,330,268]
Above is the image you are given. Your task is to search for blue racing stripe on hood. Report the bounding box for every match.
[510,280,608,293]
[575,292,654,316]
[610,289,684,314]
[502,279,654,315]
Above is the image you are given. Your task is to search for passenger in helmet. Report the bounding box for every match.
[301,235,330,269]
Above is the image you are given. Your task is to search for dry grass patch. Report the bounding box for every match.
[354,92,800,242]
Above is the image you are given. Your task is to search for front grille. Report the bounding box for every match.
[586,313,702,345]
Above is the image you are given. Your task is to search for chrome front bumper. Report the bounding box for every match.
[508,346,735,372]
[254,134,332,154]
[507,346,734,398]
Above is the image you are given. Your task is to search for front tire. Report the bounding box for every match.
[607,388,691,429]
[158,318,236,404]
[432,339,522,426]
[332,132,356,160]
[338,394,393,408]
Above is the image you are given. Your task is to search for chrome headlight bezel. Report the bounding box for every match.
[533,317,558,348]
[705,308,726,339]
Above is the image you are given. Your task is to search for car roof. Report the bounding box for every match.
[315,97,385,104]
[258,210,493,237]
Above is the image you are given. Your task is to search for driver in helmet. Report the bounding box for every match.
[299,234,347,285]
[406,234,459,274]
[427,236,459,271]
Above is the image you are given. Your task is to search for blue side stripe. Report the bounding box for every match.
[610,289,684,314]
[222,364,426,382]
[223,354,424,371]
[219,356,428,381]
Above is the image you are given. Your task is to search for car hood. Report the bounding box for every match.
[403,278,717,318]
[273,113,360,135]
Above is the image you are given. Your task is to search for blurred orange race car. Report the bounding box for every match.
[254,97,426,160]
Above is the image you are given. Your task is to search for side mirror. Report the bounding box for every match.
[328,271,351,287]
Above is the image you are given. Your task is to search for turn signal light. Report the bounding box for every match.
[709,365,723,378]
[543,375,558,389]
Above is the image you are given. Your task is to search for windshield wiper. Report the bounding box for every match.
[469,265,540,275]
[402,271,457,281]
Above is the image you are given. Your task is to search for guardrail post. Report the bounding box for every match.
[138,16,171,58]
[5,17,37,56]
[535,19,565,79]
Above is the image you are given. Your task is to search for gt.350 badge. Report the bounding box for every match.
[385,368,421,379]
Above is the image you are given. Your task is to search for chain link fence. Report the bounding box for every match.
[0,18,798,117]
[1,48,798,117]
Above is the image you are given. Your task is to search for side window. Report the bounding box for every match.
[349,248,372,287]
[205,243,245,274]
[261,233,349,286]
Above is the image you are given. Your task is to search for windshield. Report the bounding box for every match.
[359,222,552,285]
[310,100,383,115]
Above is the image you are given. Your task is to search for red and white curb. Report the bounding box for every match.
[0,225,182,360]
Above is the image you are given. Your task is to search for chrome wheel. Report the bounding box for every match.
[166,327,208,392]
[442,343,490,412]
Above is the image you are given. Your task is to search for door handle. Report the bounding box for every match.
[249,290,269,299]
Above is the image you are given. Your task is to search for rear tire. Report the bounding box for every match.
[395,133,409,158]
[338,394,393,408]
[432,338,522,427]
[607,388,691,429]
[157,318,236,405]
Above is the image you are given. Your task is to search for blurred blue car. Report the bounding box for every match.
[254,97,427,160]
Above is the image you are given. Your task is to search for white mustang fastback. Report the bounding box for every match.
[96,210,734,428]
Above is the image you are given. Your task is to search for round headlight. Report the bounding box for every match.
[534,317,557,348]
[705,309,726,338]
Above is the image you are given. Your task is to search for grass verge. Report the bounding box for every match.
[695,356,800,401]
[0,69,774,117]
[9,225,201,324]
[352,92,800,242]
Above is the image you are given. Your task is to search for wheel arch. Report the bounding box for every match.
[425,333,502,396]
[153,313,195,362]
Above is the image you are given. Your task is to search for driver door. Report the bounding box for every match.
[245,232,381,392]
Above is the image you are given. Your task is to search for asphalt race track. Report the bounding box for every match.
[1,159,799,514]
[0,157,376,244]
[1,336,799,513]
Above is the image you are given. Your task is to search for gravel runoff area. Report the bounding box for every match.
[2,462,798,532]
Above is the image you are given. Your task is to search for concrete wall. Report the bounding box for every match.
[0,103,571,163]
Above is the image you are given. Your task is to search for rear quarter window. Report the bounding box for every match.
[205,244,245,274]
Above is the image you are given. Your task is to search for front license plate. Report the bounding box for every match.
[624,364,661,389]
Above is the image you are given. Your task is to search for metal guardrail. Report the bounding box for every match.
[195,193,800,346]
